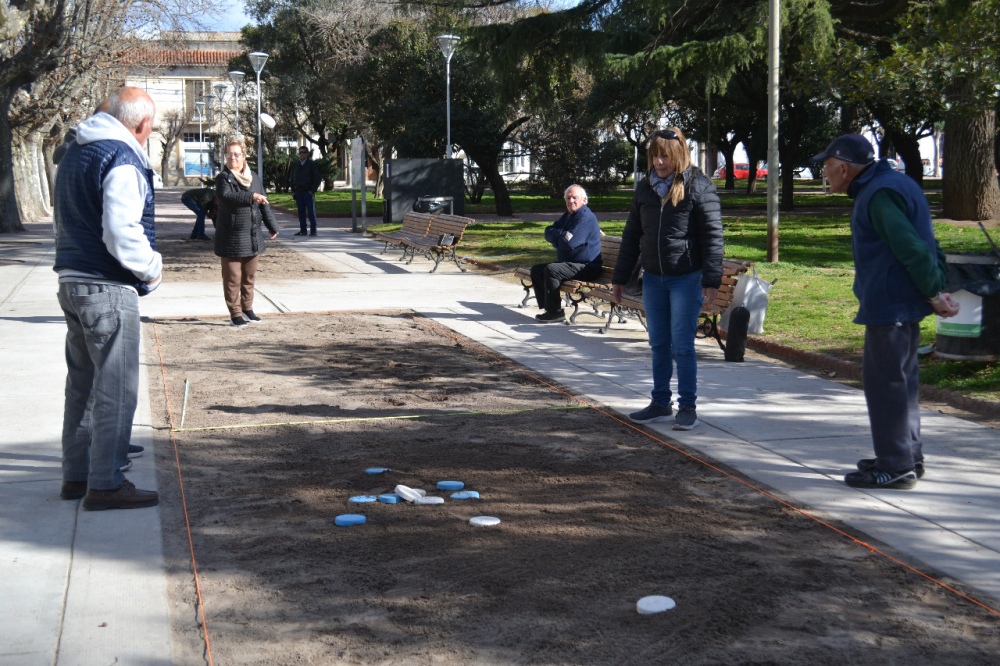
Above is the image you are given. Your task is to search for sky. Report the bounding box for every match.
[210,0,255,32]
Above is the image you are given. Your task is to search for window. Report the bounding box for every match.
[184,80,214,122]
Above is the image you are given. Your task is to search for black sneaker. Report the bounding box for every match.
[243,310,262,322]
[293,231,308,236]
[83,479,159,511]
[231,317,249,327]
[857,458,924,479]
[309,231,318,236]
[120,459,133,472]
[672,407,699,430]
[128,444,144,459]
[629,402,673,424]
[844,468,918,489]
[535,310,566,323]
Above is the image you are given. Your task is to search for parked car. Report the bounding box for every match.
[714,163,768,179]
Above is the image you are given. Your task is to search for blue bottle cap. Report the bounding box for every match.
[437,480,464,491]
[365,467,392,475]
[450,491,480,500]
[378,494,401,504]
[334,514,367,526]
[349,495,377,503]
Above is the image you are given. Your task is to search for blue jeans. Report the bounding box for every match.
[294,191,317,233]
[863,322,923,472]
[57,282,141,490]
[642,271,704,410]
[182,196,207,237]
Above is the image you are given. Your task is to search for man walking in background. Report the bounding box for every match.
[289,145,321,237]
[813,133,959,490]
[53,86,162,510]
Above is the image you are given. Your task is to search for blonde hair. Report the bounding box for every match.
[647,127,691,206]
[224,139,246,169]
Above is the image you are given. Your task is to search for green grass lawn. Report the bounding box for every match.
[369,208,1000,400]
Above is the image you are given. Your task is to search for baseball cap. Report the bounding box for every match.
[811,134,875,165]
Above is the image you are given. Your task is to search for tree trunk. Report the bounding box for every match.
[14,131,52,222]
[942,109,1000,221]
[481,161,513,216]
[0,89,25,233]
[885,128,924,186]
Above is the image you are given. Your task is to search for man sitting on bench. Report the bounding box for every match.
[530,184,603,323]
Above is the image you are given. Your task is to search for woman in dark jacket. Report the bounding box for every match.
[611,128,724,430]
[215,139,279,327]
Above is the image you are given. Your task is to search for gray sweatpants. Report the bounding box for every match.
[863,321,924,472]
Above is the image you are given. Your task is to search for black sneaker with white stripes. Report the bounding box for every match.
[857,458,924,479]
[844,468,918,489]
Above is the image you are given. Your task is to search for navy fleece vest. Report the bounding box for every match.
[850,160,935,325]
[54,139,156,291]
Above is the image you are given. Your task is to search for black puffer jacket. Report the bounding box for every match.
[612,167,724,288]
[214,168,279,259]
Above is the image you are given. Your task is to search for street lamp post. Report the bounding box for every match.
[227,70,245,138]
[201,94,217,175]
[436,34,460,159]
[212,83,228,168]
[195,100,206,179]
[247,51,269,182]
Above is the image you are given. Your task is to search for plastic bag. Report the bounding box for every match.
[720,267,773,335]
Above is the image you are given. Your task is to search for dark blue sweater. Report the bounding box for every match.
[544,204,602,269]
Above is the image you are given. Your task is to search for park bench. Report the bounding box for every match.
[587,258,754,348]
[371,211,433,255]
[515,234,623,324]
[399,213,475,273]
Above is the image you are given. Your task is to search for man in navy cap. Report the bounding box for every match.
[813,133,959,489]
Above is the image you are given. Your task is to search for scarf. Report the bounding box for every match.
[229,163,253,189]
[649,170,675,201]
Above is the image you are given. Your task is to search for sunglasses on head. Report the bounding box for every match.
[653,130,680,141]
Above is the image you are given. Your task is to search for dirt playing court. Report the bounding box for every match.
[145,305,1000,665]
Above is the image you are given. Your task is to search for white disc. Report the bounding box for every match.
[469,516,500,527]
[259,112,276,129]
[394,484,422,502]
[637,596,676,614]
[414,496,444,505]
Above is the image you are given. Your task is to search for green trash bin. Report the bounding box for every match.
[935,254,1000,361]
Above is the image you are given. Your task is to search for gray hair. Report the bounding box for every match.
[563,184,587,199]
[108,87,155,130]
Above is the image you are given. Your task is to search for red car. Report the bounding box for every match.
[714,163,768,179]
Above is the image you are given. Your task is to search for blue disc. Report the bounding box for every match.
[451,491,480,500]
[365,467,392,475]
[334,514,367,526]
[378,494,401,504]
[350,495,377,503]
[437,480,465,491]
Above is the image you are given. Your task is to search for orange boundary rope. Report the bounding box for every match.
[408,313,1000,620]
[151,321,215,665]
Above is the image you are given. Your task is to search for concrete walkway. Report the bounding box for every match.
[1,191,998,664]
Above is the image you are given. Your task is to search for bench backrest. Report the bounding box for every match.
[595,235,623,284]
[400,212,434,235]
[711,259,754,311]
[426,214,474,246]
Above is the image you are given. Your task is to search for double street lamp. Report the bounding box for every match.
[212,83,228,168]
[201,93,217,175]
[194,100,206,178]
[436,34,460,160]
[247,51,269,182]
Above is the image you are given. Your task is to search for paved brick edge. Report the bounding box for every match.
[746,336,1000,418]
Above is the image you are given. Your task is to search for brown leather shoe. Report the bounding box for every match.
[82,479,159,511]
[60,481,87,500]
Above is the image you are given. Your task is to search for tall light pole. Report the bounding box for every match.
[201,93,217,175]
[436,34,460,159]
[213,83,228,168]
[195,100,206,179]
[247,51,269,182]
[227,70,245,138]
